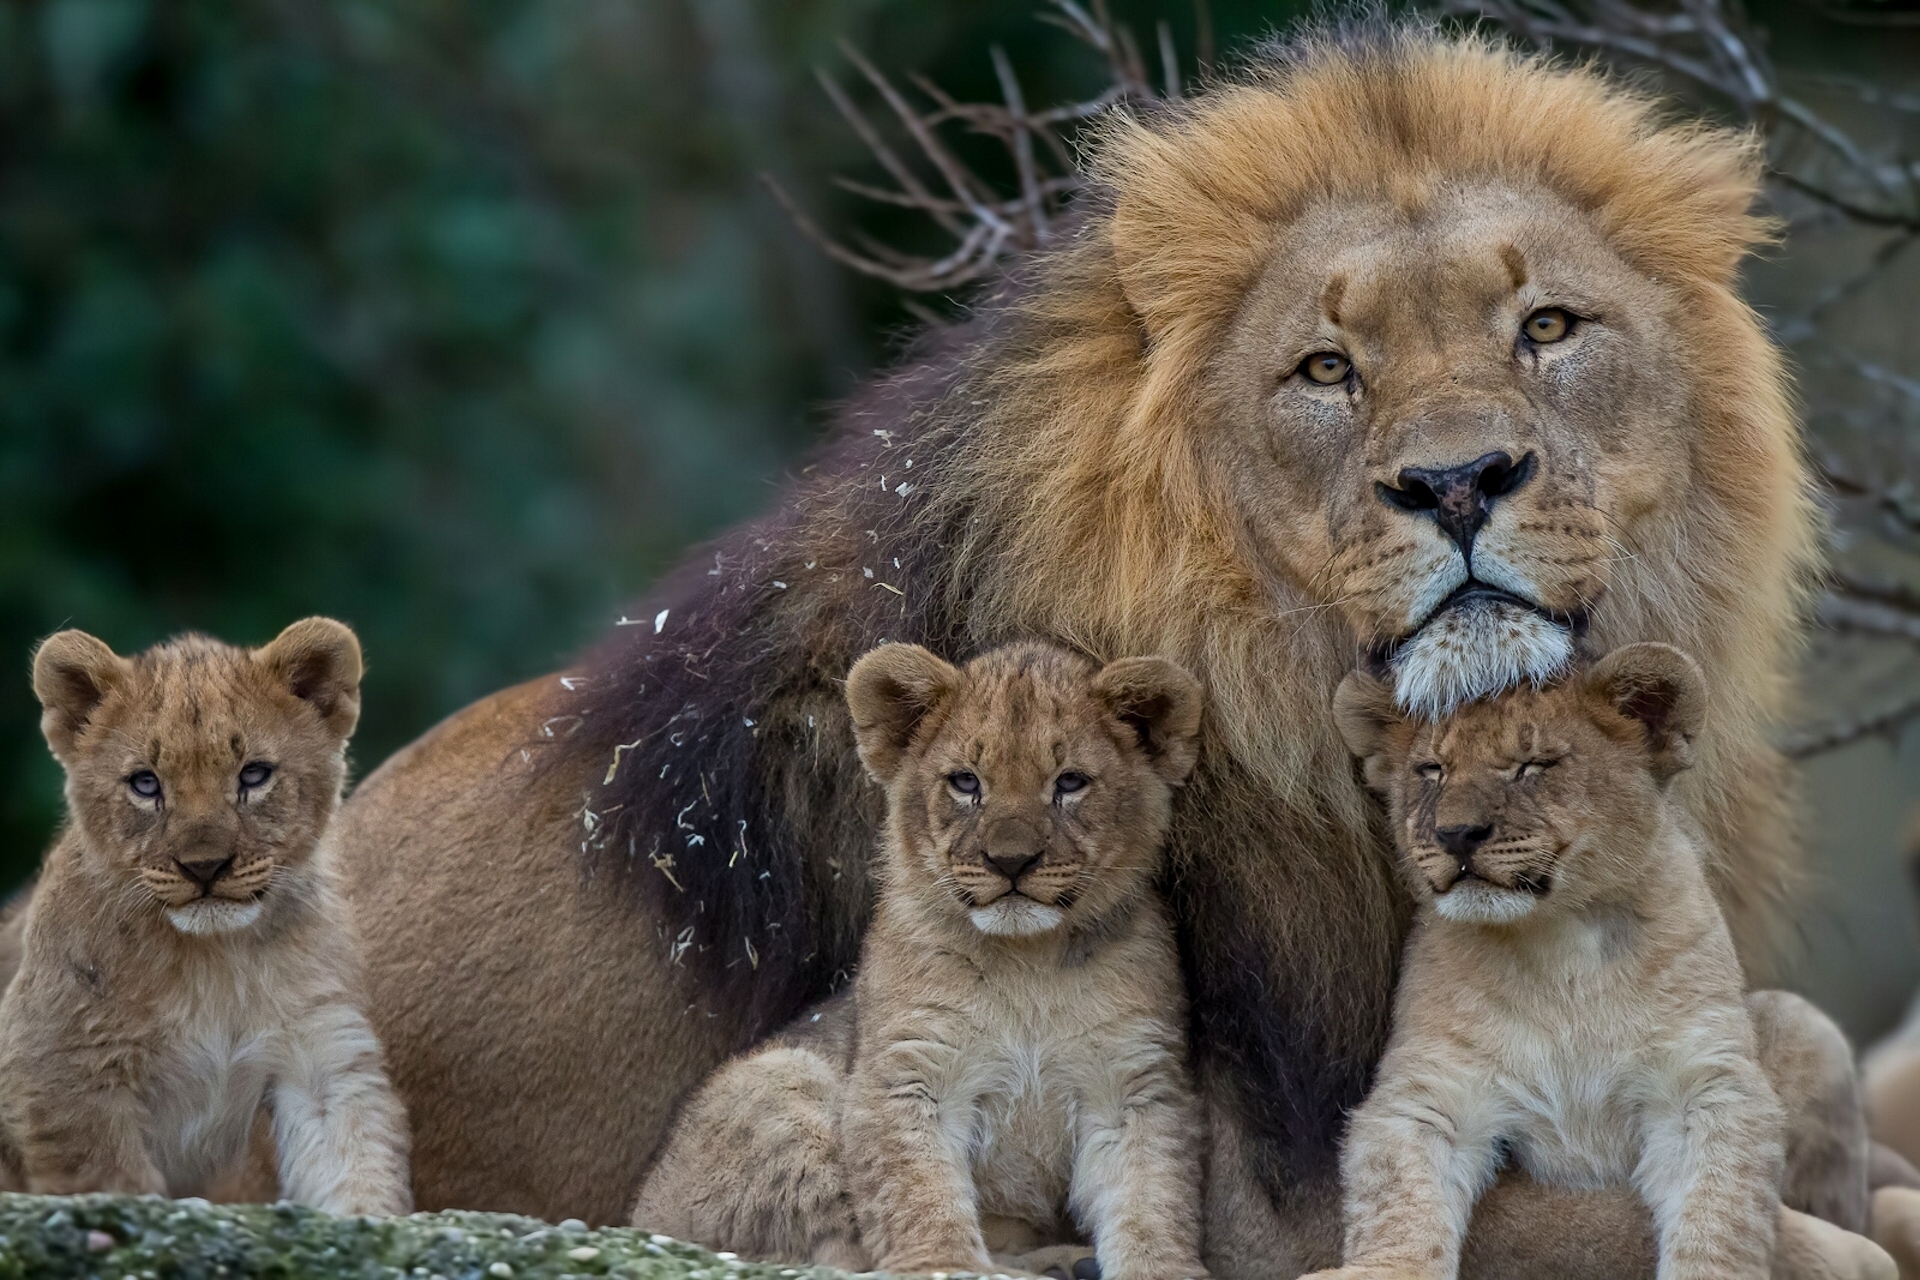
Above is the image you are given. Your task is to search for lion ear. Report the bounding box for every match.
[1586,643,1706,782]
[1094,656,1203,786]
[32,630,129,763]
[845,643,962,787]
[1333,670,1403,791]
[256,618,364,740]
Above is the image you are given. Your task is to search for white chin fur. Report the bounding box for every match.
[970,899,1065,937]
[1432,881,1539,924]
[166,899,264,936]
[1390,598,1574,717]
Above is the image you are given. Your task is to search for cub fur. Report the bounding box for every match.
[0,621,410,1215]
[634,641,1207,1280]
[1314,645,1882,1280]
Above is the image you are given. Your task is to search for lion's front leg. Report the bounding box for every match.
[1068,1052,1208,1280]
[1300,1083,1501,1280]
[840,1045,991,1275]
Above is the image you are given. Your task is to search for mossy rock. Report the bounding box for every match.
[0,1194,867,1280]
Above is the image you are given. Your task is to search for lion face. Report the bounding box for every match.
[1218,183,1690,714]
[845,642,1200,939]
[1335,643,1705,925]
[32,620,362,936]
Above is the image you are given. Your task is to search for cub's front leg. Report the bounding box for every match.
[841,1042,991,1275]
[3,1073,166,1197]
[1070,1048,1209,1280]
[271,998,411,1217]
[1633,1054,1784,1280]
[1302,1070,1504,1280]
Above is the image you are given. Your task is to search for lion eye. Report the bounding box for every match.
[1053,771,1089,797]
[1415,763,1444,781]
[1523,308,1571,344]
[948,771,981,797]
[239,762,274,790]
[128,770,162,800]
[1299,351,1352,385]
[1518,759,1557,778]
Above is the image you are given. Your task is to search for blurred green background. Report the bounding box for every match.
[1,0,1916,1039]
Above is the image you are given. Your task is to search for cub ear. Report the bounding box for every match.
[845,643,962,786]
[1586,642,1706,782]
[1093,656,1203,785]
[32,630,128,762]
[1333,670,1403,791]
[256,617,364,739]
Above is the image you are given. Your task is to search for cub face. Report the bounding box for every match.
[32,618,363,936]
[1333,642,1705,925]
[846,641,1201,939]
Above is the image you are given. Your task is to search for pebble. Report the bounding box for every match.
[559,1219,588,1232]
[489,1264,514,1278]
[84,1230,115,1252]
[568,1246,600,1262]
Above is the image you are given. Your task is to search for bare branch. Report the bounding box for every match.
[1784,692,1920,758]
[1818,593,1920,644]
[769,1,1169,296]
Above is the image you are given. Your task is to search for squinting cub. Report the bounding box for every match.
[1315,644,1884,1280]
[635,641,1208,1280]
[0,620,410,1216]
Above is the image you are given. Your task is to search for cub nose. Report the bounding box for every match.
[984,849,1041,882]
[1434,824,1493,859]
[175,856,233,888]
[1377,451,1535,556]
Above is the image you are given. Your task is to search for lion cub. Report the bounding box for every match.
[1317,644,1827,1280]
[634,641,1208,1280]
[0,621,410,1216]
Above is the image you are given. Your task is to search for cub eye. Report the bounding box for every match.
[947,771,980,797]
[239,762,274,789]
[1415,763,1444,781]
[1299,351,1352,385]
[1518,759,1557,779]
[128,771,162,800]
[1523,308,1571,344]
[1053,772,1089,797]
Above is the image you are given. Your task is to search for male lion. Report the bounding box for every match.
[333,24,1828,1277]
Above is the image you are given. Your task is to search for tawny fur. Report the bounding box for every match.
[0,622,410,1216]
[1312,647,1876,1280]
[634,642,1208,1280]
[324,27,1818,1267]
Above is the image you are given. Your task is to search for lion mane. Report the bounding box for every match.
[342,21,1816,1228]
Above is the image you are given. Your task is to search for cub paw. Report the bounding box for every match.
[1778,1204,1897,1280]
[1872,1187,1920,1280]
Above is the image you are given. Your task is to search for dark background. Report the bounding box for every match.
[2,0,1916,1039]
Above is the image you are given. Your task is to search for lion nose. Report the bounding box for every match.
[1377,451,1535,556]
[984,849,1041,882]
[176,856,233,888]
[1434,824,1493,860]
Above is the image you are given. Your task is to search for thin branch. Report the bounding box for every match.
[1784,692,1920,758]
[1818,593,1920,643]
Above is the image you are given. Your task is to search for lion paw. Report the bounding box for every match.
[1872,1187,1920,1280]
[1778,1205,1897,1280]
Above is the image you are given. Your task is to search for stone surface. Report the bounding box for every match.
[0,1193,868,1280]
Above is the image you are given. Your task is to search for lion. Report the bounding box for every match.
[325,22,1842,1275]
[633,642,1207,1280]
[1316,645,1888,1280]
[0,621,410,1216]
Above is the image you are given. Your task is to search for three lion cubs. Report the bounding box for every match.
[0,621,409,1215]
[636,640,1210,1280]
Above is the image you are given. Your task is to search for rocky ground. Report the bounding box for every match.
[0,1194,862,1280]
